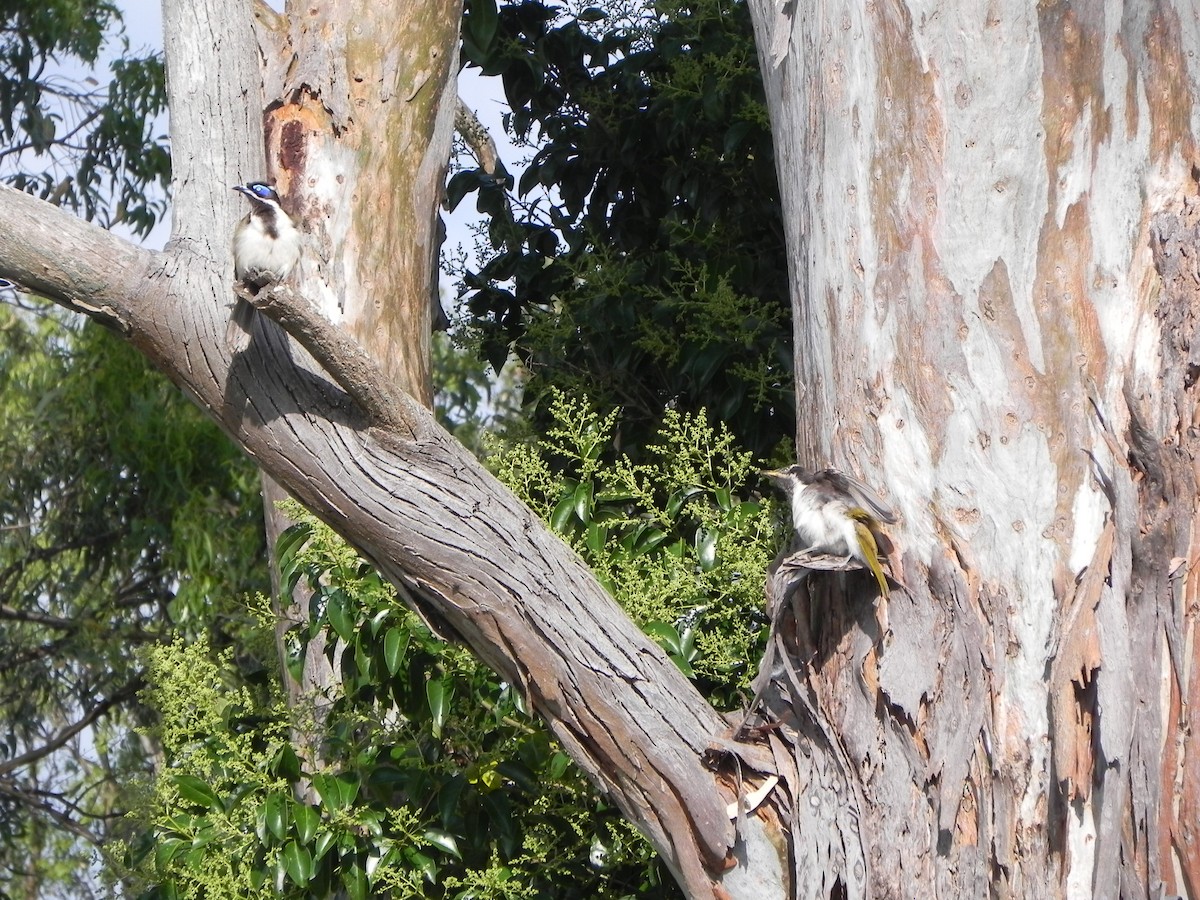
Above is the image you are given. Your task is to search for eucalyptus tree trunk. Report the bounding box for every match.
[744,0,1200,896]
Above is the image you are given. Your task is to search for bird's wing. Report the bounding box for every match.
[820,469,897,524]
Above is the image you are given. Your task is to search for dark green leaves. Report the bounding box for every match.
[172,775,223,812]
[294,802,320,845]
[326,588,357,643]
[280,840,314,886]
[425,677,451,738]
[643,622,698,676]
[423,828,462,859]
[462,0,500,60]
[455,0,792,460]
[382,626,408,675]
[313,773,360,814]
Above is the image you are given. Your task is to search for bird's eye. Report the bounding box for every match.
[251,183,274,199]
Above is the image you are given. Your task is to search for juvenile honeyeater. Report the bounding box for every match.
[764,465,896,595]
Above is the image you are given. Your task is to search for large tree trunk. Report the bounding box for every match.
[745,0,1200,896]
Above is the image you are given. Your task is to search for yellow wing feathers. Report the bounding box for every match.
[849,508,889,596]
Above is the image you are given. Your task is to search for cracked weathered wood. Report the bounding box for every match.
[242,283,416,435]
[0,175,741,897]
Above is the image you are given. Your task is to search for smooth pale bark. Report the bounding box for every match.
[745,0,1200,896]
[0,0,765,895]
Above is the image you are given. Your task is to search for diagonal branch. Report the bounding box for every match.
[0,178,739,897]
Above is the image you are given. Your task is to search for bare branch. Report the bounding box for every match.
[0,679,143,777]
[0,604,78,630]
[0,780,101,845]
[0,185,150,324]
[455,98,502,177]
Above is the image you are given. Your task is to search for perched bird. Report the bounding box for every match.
[228,181,300,347]
[763,465,896,595]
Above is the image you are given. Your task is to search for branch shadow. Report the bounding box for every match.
[223,309,366,430]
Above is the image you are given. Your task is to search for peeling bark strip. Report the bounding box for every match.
[1147,198,1200,898]
[729,556,872,900]
[744,0,1200,895]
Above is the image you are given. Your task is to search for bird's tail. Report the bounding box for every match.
[850,511,889,596]
[226,297,255,351]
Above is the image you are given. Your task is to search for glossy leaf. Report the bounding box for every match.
[270,743,302,782]
[482,790,520,857]
[293,802,320,845]
[437,774,467,829]
[666,486,705,519]
[404,847,438,884]
[550,490,576,532]
[383,626,408,676]
[261,792,290,842]
[171,774,222,811]
[313,829,337,862]
[585,521,607,555]
[424,828,462,859]
[465,0,500,54]
[154,836,187,872]
[325,588,357,643]
[547,751,571,781]
[446,169,484,211]
[342,865,369,900]
[426,678,450,738]
[313,772,360,813]
[281,840,314,886]
[573,479,593,522]
[642,621,682,655]
[277,522,314,594]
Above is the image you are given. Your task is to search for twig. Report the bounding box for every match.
[0,679,144,776]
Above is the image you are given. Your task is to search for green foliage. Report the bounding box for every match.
[490,390,775,704]
[127,506,680,899]
[0,304,268,633]
[0,0,170,234]
[122,638,289,900]
[454,0,792,458]
[432,330,525,456]
[0,302,268,896]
